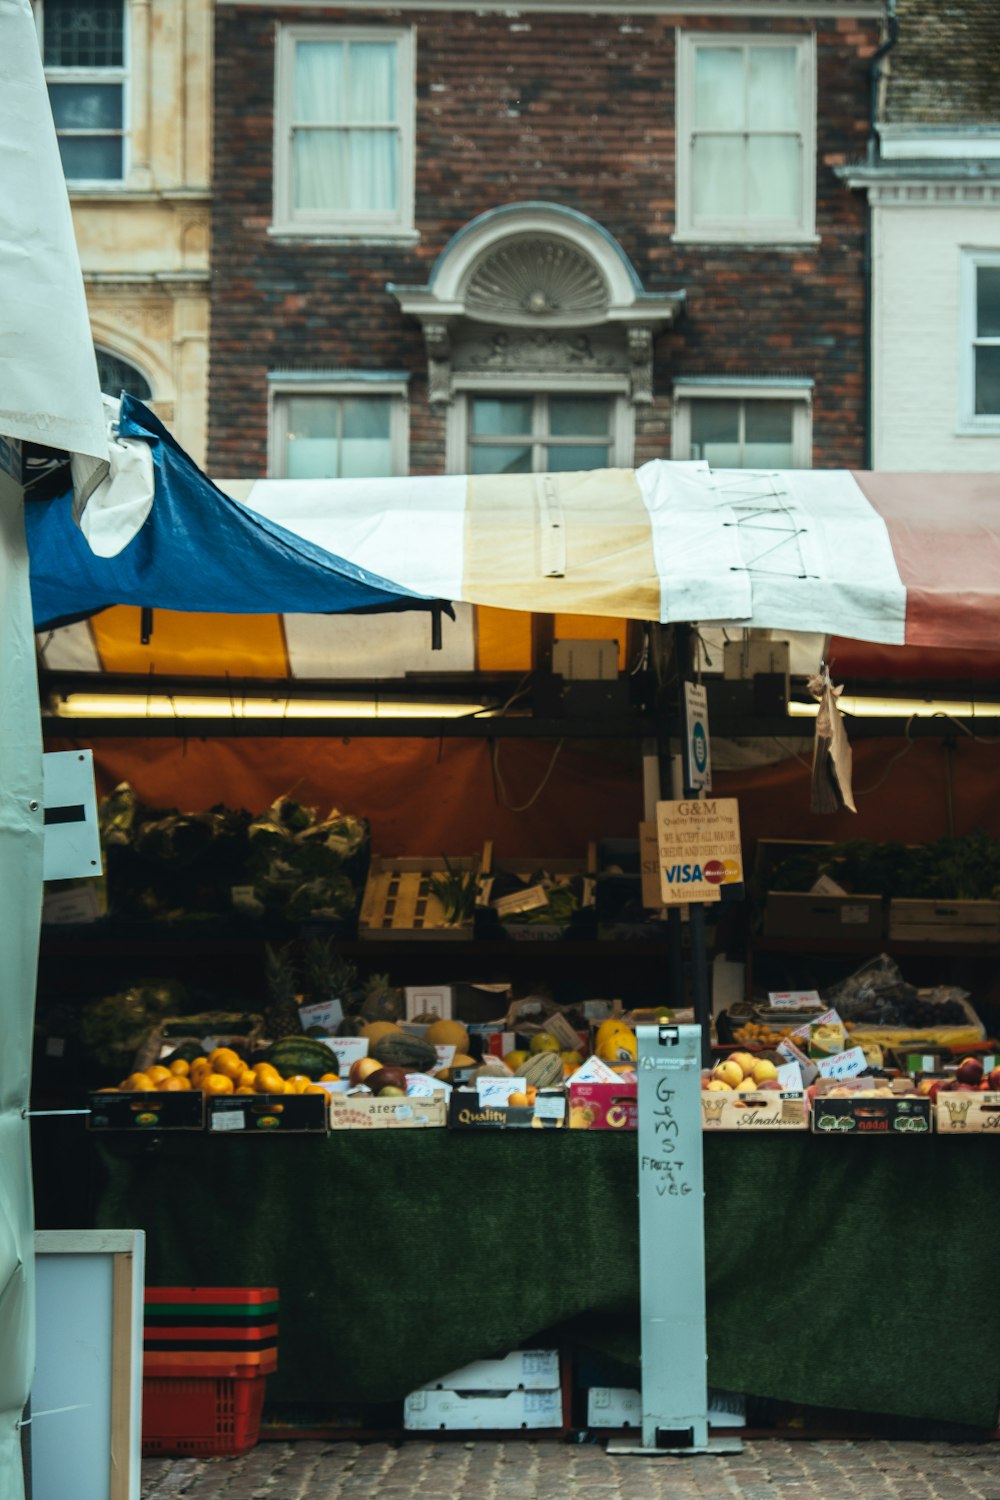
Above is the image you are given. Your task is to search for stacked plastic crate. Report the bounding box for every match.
[141,1286,278,1456]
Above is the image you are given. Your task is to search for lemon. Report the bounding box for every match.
[504,1049,529,1073]
[529,1033,560,1054]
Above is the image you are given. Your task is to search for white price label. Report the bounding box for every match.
[210,1110,246,1131]
[768,990,822,1010]
[567,1054,619,1085]
[532,1093,566,1121]
[816,1046,868,1081]
[776,1062,804,1092]
[477,1077,526,1105]
[406,1073,447,1098]
[432,1044,456,1074]
[298,999,343,1032]
[323,1037,368,1072]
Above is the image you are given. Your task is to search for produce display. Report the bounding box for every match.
[760,831,1000,901]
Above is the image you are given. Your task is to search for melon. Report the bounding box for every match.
[361,1020,403,1045]
[425,1018,469,1052]
[370,1032,437,1073]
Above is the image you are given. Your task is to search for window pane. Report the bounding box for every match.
[694,48,743,130]
[546,444,609,472]
[57,135,122,180]
[747,135,800,220]
[549,396,609,437]
[349,43,397,123]
[975,347,1000,415]
[471,398,532,437]
[340,396,392,478]
[470,444,532,475]
[744,401,795,467]
[96,350,151,401]
[294,131,345,211]
[748,48,798,129]
[44,0,123,68]
[977,267,1000,338]
[347,130,398,212]
[690,401,740,466]
[295,41,344,124]
[691,136,744,219]
[49,83,122,131]
[286,397,340,479]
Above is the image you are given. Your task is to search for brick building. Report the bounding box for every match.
[208,1,883,489]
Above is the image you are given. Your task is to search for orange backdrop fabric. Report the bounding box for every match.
[46,732,1000,859]
[49,734,644,858]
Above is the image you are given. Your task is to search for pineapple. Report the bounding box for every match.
[360,971,403,1024]
[263,942,302,1041]
[302,936,358,1010]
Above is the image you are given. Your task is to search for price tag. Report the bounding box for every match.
[566,1054,619,1084]
[493,885,550,917]
[406,1073,448,1098]
[322,1037,368,1072]
[319,1079,348,1095]
[810,874,847,896]
[298,999,343,1033]
[532,1093,566,1121]
[816,1046,868,1081]
[210,1110,246,1132]
[777,1038,818,1086]
[432,1044,456,1074]
[478,1076,525,1105]
[776,1062,804,1092]
[791,1007,841,1040]
[768,990,821,1010]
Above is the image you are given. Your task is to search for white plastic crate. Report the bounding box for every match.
[404,1387,562,1431]
[415,1350,559,1392]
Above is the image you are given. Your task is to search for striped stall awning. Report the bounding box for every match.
[29,398,1000,679]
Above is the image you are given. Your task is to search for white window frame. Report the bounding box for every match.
[672,380,813,467]
[272,24,415,239]
[36,0,129,188]
[268,375,409,479]
[674,30,817,245]
[446,378,634,475]
[959,249,1000,434]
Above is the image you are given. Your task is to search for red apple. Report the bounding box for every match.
[988,1067,1000,1092]
[955,1057,984,1085]
[349,1056,384,1087]
[365,1066,408,1095]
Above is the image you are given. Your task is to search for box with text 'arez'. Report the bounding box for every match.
[568,1080,637,1130]
[404,1387,563,1431]
[328,1093,446,1129]
[701,1091,807,1131]
[935,1092,1000,1134]
[88,1090,205,1131]
[207,1094,328,1134]
[447,1089,566,1129]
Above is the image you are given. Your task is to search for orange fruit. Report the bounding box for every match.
[204,1073,235,1096]
[508,1090,530,1107]
[146,1065,172,1084]
[285,1075,311,1093]
[210,1048,244,1081]
[303,1084,329,1096]
[253,1065,283,1094]
[157,1075,187,1091]
[320,1072,339,1083]
[169,1059,191,1077]
[122,1072,156,1092]
[235,1085,255,1095]
[237,1069,256,1090]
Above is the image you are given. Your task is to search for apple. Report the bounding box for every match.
[752,1059,779,1084]
[705,1079,732,1092]
[955,1057,984,1086]
[376,1085,406,1097]
[988,1067,1000,1092]
[365,1066,408,1095]
[728,1052,758,1080]
[756,1078,783,1091]
[349,1056,384,1088]
[713,1060,743,1088]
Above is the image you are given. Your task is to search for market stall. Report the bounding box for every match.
[26,398,1000,1445]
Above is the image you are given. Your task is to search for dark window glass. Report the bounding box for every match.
[43,0,124,68]
[96,350,152,401]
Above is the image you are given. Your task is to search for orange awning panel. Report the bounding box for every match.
[92,607,290,677]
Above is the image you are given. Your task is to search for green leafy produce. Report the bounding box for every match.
[79,980,189,1070]
[427,857,478,926]
[764,832,1000,902]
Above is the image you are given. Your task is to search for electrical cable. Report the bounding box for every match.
[491,737,565,812]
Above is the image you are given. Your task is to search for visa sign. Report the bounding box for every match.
[656,799,743,905]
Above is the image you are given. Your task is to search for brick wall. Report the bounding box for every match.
[209,6,878,476]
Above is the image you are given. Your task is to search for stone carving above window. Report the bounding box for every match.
[464,237,609,323]
[388,203,684,406]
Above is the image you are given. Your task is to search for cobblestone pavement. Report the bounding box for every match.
[141,1437,1000,1500]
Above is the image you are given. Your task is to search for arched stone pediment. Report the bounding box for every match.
[388,202,683,404]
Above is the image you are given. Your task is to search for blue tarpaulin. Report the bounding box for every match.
[27,396,429,631]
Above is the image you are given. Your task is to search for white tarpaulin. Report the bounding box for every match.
[0,0,107,502]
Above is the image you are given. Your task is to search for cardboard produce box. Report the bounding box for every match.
[568,1080,637,1130]
[447,1088,566,1129]
[208,1094,328,1133]
[701,1090,807,1131]
[88,1090,204,1131]
[888,898,1000,944]
[935,1092,1000,1134]
[763,891,883,941]
[810,1083,931,1136]
[328,1093,446,1129]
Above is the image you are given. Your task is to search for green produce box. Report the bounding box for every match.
[206,1093,327,1134]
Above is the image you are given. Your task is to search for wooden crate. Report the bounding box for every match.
[358,855,479,940]
[762,890,883,941]
[476,841,596,940]
[888,899,1000,944]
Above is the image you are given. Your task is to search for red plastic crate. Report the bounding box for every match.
[142,1372,265,1457]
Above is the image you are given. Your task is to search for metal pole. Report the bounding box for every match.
[674,626,712,1066]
